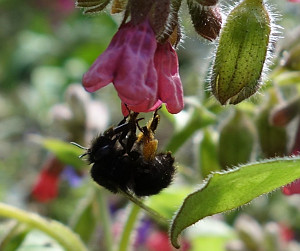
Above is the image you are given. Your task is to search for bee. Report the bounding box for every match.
[131,109,176,196]
[72,108,176,197]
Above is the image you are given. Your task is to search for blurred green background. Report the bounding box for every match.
[1,0,300,250]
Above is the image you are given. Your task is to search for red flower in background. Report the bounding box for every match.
[83,19,183,115]
[31,156,64,202]
[146,231,190,251]
[282,120,300,196]
[282,179,300,195]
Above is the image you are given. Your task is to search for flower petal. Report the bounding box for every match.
[282,179,300,195]
[121,100,162,116]
[154,42,184,114]
[82,29,125,92]
[113,20,159,111]
[83,19,160,112]
[31,157,64,203]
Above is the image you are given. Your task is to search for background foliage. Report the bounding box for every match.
[1,0,300,250]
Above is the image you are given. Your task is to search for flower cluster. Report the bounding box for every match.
[78,0,222,115]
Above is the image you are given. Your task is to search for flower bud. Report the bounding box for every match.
[150,0,171,38]
[157,0,182,46]
[130,0,155,25]
[282,44,300,71]
[270,96,300,127]
[256,90,287,158]
[218,109,256,169]
[264,222,285,251]
[234,215,264,251]
[195,0,219,6]
[76,0,111,14]
[168,23,182,47]
[187,1,222,41]
[65,84,89,124]
[210,0,271,105]
[111,0,127,14]
[198,129,221,178]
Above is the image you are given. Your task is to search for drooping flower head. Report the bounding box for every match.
[83,18,184,115]
[154,42,183,114]
[83,19,160,113]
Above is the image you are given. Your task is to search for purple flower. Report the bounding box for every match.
[61,166,83,187]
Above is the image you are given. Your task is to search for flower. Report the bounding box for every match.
[61,166,83,187]
[283,179,300,195]
[154,42,183,114]
[31,157,64,202]
[146,231,190,251]
[83,19,183,115]
[282,119,300,195]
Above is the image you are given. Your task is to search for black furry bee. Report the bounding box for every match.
[72,109,176,197]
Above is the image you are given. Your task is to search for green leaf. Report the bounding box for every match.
[170,157,300,248]
[0,203,88,251]
[146,186,192,219]
[198,129,221,178]
[16,230,64,251]
[165,107,216,153]
[0,222,30,251]
[69,191,98,243]
[218,110,256,169]
[42,138,86,170]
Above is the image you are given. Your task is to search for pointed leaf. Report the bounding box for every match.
[146,187,192,219]
[198,129,220,178]
[170,157,300,248]
[69,192,98,243]
[166,107,216,153]
[0,203,88,251]
[42,138,86,170]
[0,222,30,251]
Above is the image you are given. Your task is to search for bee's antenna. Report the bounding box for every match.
[70,142,88,150]
[79,152,88,158]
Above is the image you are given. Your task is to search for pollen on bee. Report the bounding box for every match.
[143,139,158,161]
[136,110,160,161]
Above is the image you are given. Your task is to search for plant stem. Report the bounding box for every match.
[117,203,140,251]
[120,190,168,226]
[0,202,88,251]
[96,189,113,251]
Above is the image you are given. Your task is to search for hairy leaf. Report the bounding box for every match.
[170,157,300,248]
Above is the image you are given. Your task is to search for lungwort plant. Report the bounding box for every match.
[1,0,300,250]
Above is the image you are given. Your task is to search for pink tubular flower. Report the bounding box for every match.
[83,19,184,115]
[154,42,183,114]
[31,157,64,202]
